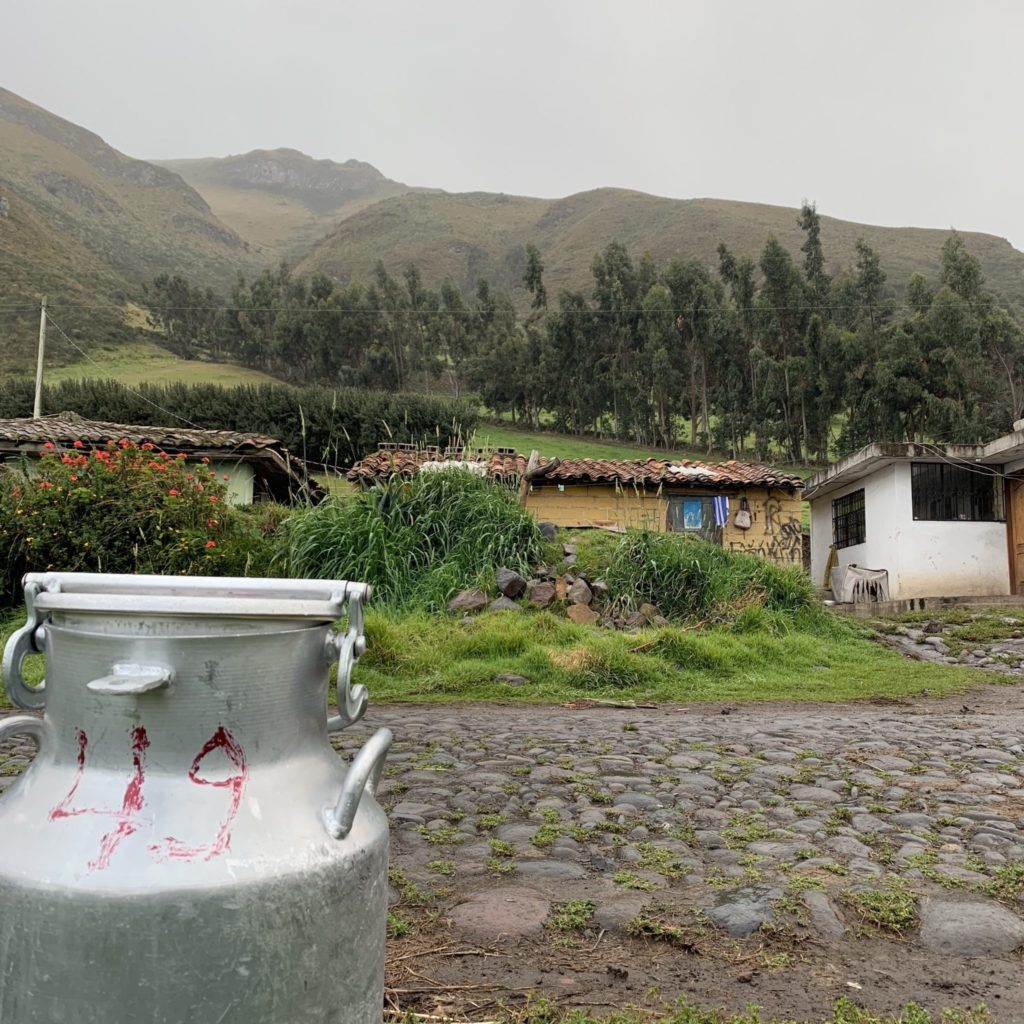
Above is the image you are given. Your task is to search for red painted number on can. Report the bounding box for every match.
[48,725,247,871]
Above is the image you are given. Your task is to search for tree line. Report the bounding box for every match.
[147,207,1024,463]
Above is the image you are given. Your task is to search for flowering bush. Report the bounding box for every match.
[0,439,276,603]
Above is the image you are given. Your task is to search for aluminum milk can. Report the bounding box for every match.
[0,572,391,1024]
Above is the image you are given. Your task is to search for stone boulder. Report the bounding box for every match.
[488,596,522,613]
[447,589,489,614]
[919,897,1024,956]
[496,567,528,599]
[538,521,558,541]
[567,578,593,606]
[528,581,556,608]
[566,604,600,626]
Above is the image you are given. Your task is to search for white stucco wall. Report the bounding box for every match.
[810,462,1010,600]
[210,460,255,505]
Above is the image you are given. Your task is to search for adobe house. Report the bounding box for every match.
[347,446,806,566]
[0,414,322,505]
[804,421,1024,603]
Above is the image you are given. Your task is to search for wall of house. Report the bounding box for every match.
[210,460,255,505]
[527,483,804,566]
[810,462,1011,599]
[526,484,664,531]
[720,489,804,565]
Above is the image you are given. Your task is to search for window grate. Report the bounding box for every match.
[911,463,1003,522]
[832,489,865,548]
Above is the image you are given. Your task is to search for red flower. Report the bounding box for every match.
[206,518,217,528]
[208,471,216,478]
[205,540,216,549]
[201,457,210,464]
[168,489,179,496]
[223,475,229,481]
[73,440,84,449]
[70,474,78,482]
[141,442,154,451]
[209,496,218,504]
[38,480,52,489]
[118,438,130,449]
[42,442,54,450]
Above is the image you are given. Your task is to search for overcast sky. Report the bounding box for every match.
[7,0,1024,246]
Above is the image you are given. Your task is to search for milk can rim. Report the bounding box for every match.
[23,572,369,621]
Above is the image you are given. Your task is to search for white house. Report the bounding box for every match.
[805,423,1024,603]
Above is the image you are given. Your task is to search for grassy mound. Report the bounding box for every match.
[350,605,990,705]
[283,470,543,610]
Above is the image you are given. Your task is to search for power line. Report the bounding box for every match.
[0,301,938,315]
[44,314,206,431]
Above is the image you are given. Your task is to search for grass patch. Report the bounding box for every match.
[547,900,595,931]
[614,870,657,891]
[413,995,992,1023]
[284,469,542,611]
[349,604,997,706]
[842,881,918,935]
[386,910,413,938]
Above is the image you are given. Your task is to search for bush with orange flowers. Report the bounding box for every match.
[0,440,276,603]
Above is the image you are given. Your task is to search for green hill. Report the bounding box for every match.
[0,87,258,367]
[157,149,414,262]
[294,188,1024,307]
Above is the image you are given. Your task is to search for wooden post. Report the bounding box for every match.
[518,449,540,506]
[33,296,47,419]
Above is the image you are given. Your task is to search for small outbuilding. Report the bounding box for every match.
[804,423,1024,603]
[0,414,322,505]
[348,445,806,566]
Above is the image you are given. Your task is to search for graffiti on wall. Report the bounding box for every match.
[728,495,803,564]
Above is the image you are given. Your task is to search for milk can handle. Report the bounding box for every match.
[2,581,47,710]
[326,582,371,733]
[0,714,48,751]
[322,727,392,839]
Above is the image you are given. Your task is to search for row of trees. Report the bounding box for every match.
[147,211,1024,462]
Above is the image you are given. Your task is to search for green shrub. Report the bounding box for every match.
[600,530,815,622]
[0,378,478,470]
[0,439,274,604]
[283,469,543,610]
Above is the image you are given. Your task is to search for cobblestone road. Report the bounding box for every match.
[5,689,1024,1019]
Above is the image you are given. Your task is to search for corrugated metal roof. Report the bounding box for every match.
[347,448,803,491]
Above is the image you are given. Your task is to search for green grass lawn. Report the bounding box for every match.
[347,606,998,706]
[0,605,1000,710]
[47,339,282,388]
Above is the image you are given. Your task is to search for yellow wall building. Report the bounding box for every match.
[349,448,806,567]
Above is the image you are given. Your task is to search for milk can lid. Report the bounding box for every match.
[23,572,369,620]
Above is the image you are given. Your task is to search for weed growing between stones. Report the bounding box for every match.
[386,910,412,938]
[547,900,595,931]
[614,870,657,891]
[426,859,454,875]
[414,824,462,845]
[625,915,695,949]
[391,995,993,1023]
[842,881,917,935]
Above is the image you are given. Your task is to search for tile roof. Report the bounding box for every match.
[0,414,323,503]
[347,447,803,491]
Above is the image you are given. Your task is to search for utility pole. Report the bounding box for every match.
[33,296,46,419]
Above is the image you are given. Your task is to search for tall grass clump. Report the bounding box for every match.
[284,469,543,610]
[602,530,815,622]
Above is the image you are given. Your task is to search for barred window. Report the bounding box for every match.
[911,463,1003,522]
[832,489,865,548]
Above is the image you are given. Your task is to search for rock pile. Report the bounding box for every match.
[445,538,667,632]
